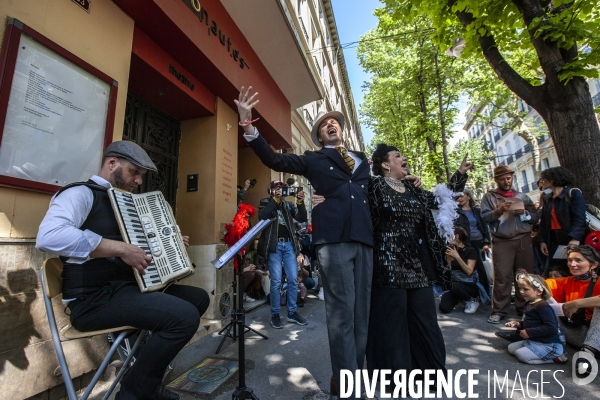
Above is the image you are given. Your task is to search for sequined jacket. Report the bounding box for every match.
[369,172,467,290]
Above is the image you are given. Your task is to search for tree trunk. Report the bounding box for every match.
[541,80,600,208]
[434,52,451,182]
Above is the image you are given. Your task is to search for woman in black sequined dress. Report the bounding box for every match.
[366,144,470,386]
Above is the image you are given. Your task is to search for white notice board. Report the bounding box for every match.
[0,34,110,187]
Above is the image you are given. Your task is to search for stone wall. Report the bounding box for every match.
[0,242,109,399]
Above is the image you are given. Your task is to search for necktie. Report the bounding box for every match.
[336,146,355,173]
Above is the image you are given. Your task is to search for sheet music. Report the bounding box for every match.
[212,218,274,269]
[553,245,568,259]
[549,302,565,317]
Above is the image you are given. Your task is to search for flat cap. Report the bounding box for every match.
[104,141,157,172]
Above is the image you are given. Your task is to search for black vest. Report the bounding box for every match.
[58,180,135,299]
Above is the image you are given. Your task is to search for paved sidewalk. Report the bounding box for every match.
[99,293,599,400]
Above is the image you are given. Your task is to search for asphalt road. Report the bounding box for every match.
[107,292,600,400]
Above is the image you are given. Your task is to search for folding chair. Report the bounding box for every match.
[40,258,146,400]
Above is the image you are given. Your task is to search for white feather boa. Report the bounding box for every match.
[432,184,458,243]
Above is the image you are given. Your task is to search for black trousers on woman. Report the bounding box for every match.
[69,281,210,400]
[544,230,570,276]
[366,286,446,387]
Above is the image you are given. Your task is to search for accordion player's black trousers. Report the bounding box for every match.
[69,281,209,400]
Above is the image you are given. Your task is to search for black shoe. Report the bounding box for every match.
[287,311,307,325]
[495,330,521,342]
[271,314,283,329]
[152,385,179,400]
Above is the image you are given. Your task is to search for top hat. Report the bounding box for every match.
[493,165,514,178]
[310,111,345,148]
[104,141,157,172]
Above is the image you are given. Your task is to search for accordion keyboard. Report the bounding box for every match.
[108,188,193,292]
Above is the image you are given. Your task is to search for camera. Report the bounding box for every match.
[269,178,304,197]
[248,179,257,188]
[281,186,303,197]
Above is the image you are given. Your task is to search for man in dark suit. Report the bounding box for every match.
[235,87,372,395]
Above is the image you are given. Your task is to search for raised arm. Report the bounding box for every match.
[235,86,309,175]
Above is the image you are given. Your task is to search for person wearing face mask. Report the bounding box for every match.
[546,245,600,375]
[531,178,550,274]
[538,167,587,277]
[481,165,539,324]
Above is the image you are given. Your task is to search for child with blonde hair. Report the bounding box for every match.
[504,270,567,364]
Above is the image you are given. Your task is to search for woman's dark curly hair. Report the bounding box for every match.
[539,166,574,187]
[371,143,397,177]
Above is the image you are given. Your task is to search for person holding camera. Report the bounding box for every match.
[237,178,256,206]
[257,180,308,329]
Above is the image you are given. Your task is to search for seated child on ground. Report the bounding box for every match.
[504,270,567,364]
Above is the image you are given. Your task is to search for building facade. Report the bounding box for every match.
[0,0,359,398]
[464,103,557,203]
[267,0,364,220]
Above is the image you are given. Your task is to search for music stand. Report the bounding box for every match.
[211,218,273,400]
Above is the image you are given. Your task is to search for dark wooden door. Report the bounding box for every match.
[122,92,181,209]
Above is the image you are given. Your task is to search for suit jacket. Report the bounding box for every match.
[249,135,372,247]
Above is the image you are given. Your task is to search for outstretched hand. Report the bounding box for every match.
[234,86,260,134]
[458,154,474,175]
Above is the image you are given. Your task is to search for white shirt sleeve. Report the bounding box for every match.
[36,185,103,263]
[243,126,260,142]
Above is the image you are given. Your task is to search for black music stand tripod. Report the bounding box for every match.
[211,218,273,400]
[215,253,268,354]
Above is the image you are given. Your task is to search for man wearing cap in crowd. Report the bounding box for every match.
[36,141,209,400]
[257,180,307,328]
[480,165,539,324]
[235,86,407,397]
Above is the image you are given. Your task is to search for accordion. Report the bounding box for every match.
[108,188,194,292]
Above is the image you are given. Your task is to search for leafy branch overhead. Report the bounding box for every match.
[375,0,600,208]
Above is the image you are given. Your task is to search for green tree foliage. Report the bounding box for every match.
[449,138,495,198]
[381,0,600,207]
[358,15,468,187]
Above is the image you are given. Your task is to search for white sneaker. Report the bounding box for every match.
[464,299,479,314]
[244,293,256,303]
[317,288,324,301]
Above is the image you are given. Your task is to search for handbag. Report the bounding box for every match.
[481,249,494,284]
[559,278,596,328]
[451,269,477,284]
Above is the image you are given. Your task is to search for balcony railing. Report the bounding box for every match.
[494,133,501,142]
[506,155,514,164]
[515,149,523,159]
[524,143,531,153]
[531,182,538,191]
[304,110,313,126]
[501,128,508,136]
[521,185,530,193]
[299,17,309,42]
